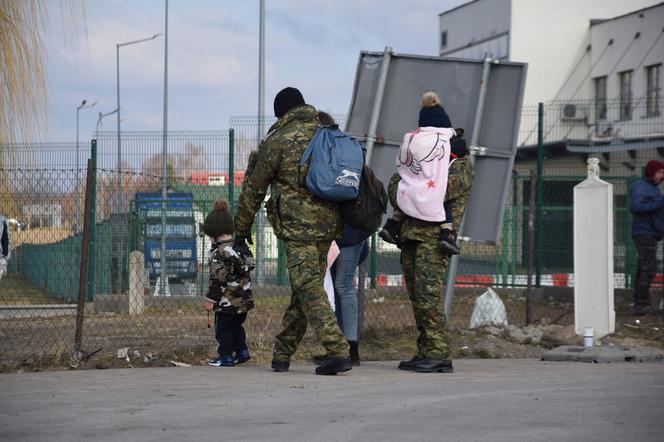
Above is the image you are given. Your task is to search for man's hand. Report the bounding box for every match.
[233,235,253,257]
[204,301,215,312]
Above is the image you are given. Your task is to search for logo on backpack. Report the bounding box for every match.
[335,169,361,189]
[299,125,364,201]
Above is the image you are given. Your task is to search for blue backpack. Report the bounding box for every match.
[299,125,364,201]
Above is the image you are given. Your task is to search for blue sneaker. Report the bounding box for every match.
[208,355,235,367]
[235,348,251,364]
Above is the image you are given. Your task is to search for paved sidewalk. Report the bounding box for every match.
[1,359,663,441]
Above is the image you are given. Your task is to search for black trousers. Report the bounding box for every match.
[215,312,248,357]
[633,235,659,307]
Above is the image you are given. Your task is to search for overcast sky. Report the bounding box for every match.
[44,0,466,141]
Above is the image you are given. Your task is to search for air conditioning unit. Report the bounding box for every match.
[560,103,587,121]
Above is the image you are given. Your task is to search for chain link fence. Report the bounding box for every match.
[1,97,660,367]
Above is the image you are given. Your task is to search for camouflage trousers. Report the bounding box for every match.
[273,240,350,361]
[400,240,451,359]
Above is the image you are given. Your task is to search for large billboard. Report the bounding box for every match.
[346,50,527,244]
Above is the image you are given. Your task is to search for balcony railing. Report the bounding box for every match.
[519,96,663,148]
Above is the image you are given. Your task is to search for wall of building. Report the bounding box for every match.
[439,0,660,105]
[438,0,511,59]
[510,0,660,106]
[589,4,664,104]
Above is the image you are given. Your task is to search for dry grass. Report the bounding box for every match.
[0,273,59,304]
[1,281,662,373]
[10,227,75,246]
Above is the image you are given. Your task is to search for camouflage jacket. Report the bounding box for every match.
[206,239,255,314]
[235,105,342,241]
[389,156,474,243]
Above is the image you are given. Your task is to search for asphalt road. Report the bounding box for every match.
[1,359,663,441]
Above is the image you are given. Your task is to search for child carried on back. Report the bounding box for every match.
[379,91,468,255]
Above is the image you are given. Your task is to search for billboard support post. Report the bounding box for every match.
[444,56,494,319]
[364,46,392,166]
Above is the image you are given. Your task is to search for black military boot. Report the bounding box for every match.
[271,358,290,372]
[312,354,329,366]
[411,358,454,373]
[315,356,352,375]
[349,341,360,366]
[397,355,424,371]
[378,218,400,245]
[438,228,460,255]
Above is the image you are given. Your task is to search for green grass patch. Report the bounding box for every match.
[0,273,61,304]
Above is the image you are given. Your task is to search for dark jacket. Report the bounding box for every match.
[630,177,664,239]
[1,218,9,258]
[336,224,371,248]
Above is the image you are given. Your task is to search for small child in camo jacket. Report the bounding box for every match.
[202,198,255,367]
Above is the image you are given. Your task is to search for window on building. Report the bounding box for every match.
[646,64,661,117]
[593,76,607,120]
[441,31,448,49]
[619,70,633,120]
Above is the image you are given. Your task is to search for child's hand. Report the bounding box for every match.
[204,301,215,311]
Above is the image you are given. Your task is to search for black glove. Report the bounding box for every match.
[233,235,253,257]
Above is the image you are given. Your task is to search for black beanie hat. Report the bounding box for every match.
[203,199,234,238]
[274,87,305,118]
[418,91,452,128]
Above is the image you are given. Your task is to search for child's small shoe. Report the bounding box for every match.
[234,348,251,364]
[378,218,400,245]
[208,355,235,367]
[439,229,460,255]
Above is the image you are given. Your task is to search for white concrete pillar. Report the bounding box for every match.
[573,158,615,343]
[129,251,145,315]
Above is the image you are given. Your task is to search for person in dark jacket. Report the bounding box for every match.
[311,112,370,367]
[629,159,664,316]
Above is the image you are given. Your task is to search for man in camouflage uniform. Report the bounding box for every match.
[388,154,474,373]
[234,87,352,375]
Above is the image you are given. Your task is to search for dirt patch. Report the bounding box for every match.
[1,289,663,373]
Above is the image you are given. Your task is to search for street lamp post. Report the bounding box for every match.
[76,99,97,233]
[96,109,119,139]
[116,33,162,213]
[115,33,161,295]
[159,0,169,296]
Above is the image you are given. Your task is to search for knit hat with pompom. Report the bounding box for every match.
[203,198,234,238]
[418,91,452,128]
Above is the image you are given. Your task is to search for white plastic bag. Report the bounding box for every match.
[469,287,508,329]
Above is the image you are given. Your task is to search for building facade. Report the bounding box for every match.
[439,0,663,177]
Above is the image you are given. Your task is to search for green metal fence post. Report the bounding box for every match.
[625,176,638,288]
[87,139,97,302]
[511,173,518,286]
[535,102,544,288]
[228,128,235,214]
[499,206,510,286]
